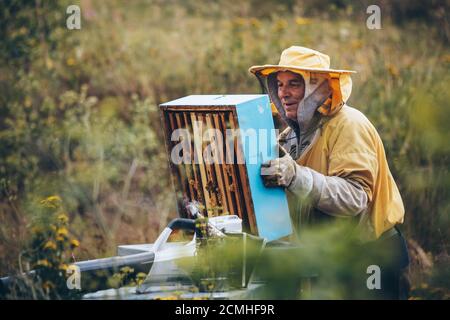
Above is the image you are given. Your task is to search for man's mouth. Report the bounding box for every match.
[284,102,297,109]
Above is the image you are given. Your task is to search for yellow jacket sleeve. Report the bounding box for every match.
[326,113,379,202]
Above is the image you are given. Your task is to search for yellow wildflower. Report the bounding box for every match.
[120,266,134,274]
[386,63,400,78]
[249,18,261,29]
[274,19,288,32]
[46,195,61,202]
[56,235,65,242]
[157,295,179,300]
[70,239,80,248]
[136,272,147,285]
[36,259,50,267]
[57,213,69,224]
[43,240,57,251]
[59,263,69,271]
[295,17,313,25]
[66,57,76,66]
[57,227,68,237]
[40,195,62,208]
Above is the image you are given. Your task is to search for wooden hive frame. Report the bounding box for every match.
[160,105,257,234]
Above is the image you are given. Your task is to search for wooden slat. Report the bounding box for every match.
[213,114,238,214]
[167,112,188,200]
[215,112,238,217]
[160,110,189,218]
[212,113,236,216]
[198,113,219,216]
[183,112,203,205]
[190,113,212,212]
[220,112,244,219]
[174,112,196,201]
[160,110,181,212]
[205,113,229,216]
[228,112,258,234]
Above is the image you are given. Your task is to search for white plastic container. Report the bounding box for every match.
[208,215,242,234]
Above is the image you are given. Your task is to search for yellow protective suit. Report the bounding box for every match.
[250,46,405,240]
[293,105,405,239]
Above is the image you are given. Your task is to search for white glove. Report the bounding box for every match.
[260,154,297,188]
[261,153,319,201]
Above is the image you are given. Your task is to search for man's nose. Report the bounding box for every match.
[279,87,291,99]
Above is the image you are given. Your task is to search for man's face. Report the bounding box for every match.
[277,71,305,120]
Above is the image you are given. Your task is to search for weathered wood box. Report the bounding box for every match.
[159,95,292,241]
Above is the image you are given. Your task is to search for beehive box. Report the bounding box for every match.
[159,95,292,241]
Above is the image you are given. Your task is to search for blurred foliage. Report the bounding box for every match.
[108,266,147,289]
[188,231,264,293]
[0,0,449,299]
[178,221,408,299]
[0,195,81,299]
[409,256,450,300]
[255,221,398,299]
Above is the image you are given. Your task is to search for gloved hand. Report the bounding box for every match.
[260,154,297,188]
[261,153,319,202]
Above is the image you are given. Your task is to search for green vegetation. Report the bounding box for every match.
[0,0,448,299]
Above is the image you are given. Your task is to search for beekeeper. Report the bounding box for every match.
[249,46,409,298]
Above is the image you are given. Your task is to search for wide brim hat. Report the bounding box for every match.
[249,46,356,113]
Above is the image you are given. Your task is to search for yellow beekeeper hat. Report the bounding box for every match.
[249,46,356,115]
